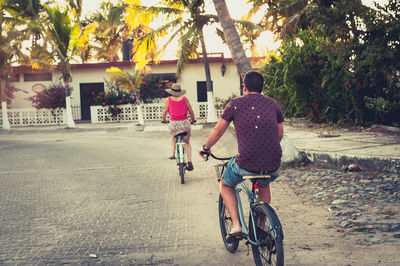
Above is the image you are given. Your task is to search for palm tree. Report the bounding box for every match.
[126,0,260,122]
[35,3,96,128]
[0,0,39,129]
[91,1,131,62]
[212,0,252,78]
[90,1,150,63]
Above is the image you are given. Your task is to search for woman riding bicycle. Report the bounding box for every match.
[162,83,196,171]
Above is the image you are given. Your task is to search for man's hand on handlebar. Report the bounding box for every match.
[161,120,168,124]
[199,144,211,160]
[191,120,196,125]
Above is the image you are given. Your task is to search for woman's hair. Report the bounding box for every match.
[244,71,264,93]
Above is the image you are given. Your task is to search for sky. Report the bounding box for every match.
[81,0,389,60]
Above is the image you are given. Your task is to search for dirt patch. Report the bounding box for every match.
[271,166,400,265]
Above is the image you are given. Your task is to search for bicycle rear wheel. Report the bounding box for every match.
[179,163,185,184]
[249,204,284,266]
[218,194,239,252]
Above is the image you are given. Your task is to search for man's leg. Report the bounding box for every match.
[220,180,242,234]
[258,185,271,204]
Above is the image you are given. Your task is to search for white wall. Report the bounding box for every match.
[9,60,242,110]
[180,61,240,104]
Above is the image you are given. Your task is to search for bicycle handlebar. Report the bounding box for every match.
[200,151,232,161]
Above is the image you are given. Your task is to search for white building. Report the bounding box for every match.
[6,55,264,125]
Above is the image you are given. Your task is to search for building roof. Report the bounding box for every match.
[12,56,266,73]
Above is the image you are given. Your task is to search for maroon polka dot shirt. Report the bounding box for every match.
[221,94,284,172]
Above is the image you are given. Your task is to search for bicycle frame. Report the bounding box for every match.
[208,153,283,246]
[235,181,260,246]
[175,135,187,165]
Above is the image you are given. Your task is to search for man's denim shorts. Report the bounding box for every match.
[222,157,279,188]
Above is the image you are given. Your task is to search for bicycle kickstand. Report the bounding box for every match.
[245,241,250,256]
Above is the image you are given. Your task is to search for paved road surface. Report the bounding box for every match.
[0,128,256,265]
[1,128,399,265]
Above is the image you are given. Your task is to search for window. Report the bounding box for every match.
[197,81,213,102]
[24,72,52,82]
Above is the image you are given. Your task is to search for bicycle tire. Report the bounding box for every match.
[218,194,239,253]
[179,163,185,184]
[249,204,284,266]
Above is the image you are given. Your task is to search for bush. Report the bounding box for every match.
[139,75,169,103]
[261,27,400,126]
[261,1,400,126]
[29,83,66,109]
[215,94,237,110]
[92,80,136,116]
[261,29,353,123]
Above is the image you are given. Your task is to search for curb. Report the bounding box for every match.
[303,151,400,173]
[0,126,131,135]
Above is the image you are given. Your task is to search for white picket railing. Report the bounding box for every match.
[0,108,66,127]
[0,103,224,127]
[90,102,212,123]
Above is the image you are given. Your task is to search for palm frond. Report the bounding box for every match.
[132,18,182,67]
[233,19,264,32]
[176,24,199,75]
[106,67,135,91]
[125,5,182,29]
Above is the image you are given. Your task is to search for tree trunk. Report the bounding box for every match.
[199,30,218,123]
[212,0,303,167]
[212,0,252,79]
[63,79,76,128]
[0,77,11,129]
[136,91,144,125]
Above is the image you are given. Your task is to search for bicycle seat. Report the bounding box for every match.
[242,174,272,180]
[174,132,188,138]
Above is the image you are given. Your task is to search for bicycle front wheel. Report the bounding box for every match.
[218,194,239,253]
[249,204,284,266]
[179,163,185,184]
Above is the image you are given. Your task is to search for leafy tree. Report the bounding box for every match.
[31,3,96,128]
[247,0,371,41]
[261,29,354,122]
[349,0,400,125]
[125,0,261,122]
[0,0,39,129]
[89,1,150,62]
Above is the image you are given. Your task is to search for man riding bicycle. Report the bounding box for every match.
[199,70,284,242]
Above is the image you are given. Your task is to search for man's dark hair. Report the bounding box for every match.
[244,70,264,93]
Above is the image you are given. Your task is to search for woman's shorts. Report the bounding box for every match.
[222,157,279,188]
[168,119,191,143]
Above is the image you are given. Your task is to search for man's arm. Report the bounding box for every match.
[200,118,230,155]
[278,123,284,141]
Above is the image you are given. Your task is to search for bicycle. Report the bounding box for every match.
[162,120,195,184]
[202,152,284,266]
[175,132,187,184]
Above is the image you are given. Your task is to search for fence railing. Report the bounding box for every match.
[0,108,66,127]
[90,102,215,123]
[1,103,224,127]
